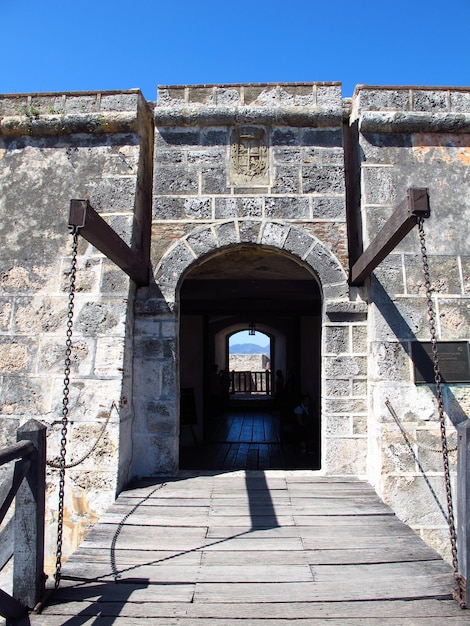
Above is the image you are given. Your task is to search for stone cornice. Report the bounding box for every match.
[154,105,343,128]
[0,111,139,137]
[359,110,470,134]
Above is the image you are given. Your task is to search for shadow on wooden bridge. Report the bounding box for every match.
[19,471,469,625]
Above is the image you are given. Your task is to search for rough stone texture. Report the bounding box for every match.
[354,85,470,564]
[0,90,152,570]
[2,83,469,578]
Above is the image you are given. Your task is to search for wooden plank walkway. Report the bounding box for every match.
[25,471,468,625]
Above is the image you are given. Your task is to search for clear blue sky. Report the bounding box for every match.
[2,0,468,102]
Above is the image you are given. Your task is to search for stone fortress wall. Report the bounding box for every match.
[0,83,469,568]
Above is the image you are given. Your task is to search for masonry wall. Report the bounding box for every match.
[0,90,152,569]
[352,86,470,559]
[131,83,370,478]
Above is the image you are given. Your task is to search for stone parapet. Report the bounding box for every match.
[0,90,151,137]
[157,82,342,107]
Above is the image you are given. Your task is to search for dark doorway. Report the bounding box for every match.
[179,245,322,470]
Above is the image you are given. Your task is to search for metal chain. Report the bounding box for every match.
[47,405,114,469]
[418,217,465,607]
[54,226,79,589]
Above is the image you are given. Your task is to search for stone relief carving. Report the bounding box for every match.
[230,126,269,186]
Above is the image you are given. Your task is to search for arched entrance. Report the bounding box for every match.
[131,219,353,478]
[178,244,322,469]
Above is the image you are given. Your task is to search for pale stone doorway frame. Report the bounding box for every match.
[133,219,356,477]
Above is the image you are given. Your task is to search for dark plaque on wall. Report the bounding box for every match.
[412,342,470,384]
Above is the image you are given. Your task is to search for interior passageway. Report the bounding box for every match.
[180,406,320,470]
[179,245,322,471]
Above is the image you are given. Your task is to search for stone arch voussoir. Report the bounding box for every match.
[155,220,348,302]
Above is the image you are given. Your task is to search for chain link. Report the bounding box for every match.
[418,217,465,607]
[47,407,113,470]
[54,226,79,589]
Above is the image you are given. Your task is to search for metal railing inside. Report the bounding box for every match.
[230,370,272,395]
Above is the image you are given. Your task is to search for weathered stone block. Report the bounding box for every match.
[352,415,367,435]
[152,197,186,219]
[360,132,413,165]
[355,88,410,112]
[214,221,239,246]
[405,255,461,295]
[324,355,367,377]
[183,197,212,219]
[311,197,345,219]
[153,165,199,194]
[100,93,140,111]
[186,227,218,256]
[272,166,301,194]
[155,148,185,165]
[370,341,410,382]
[261,222,289,248]
[14,296,68,334]
[416,427,457,473]
[326,397,367,414]
[361,166,400,206]
[100,263,131,295]
[235,198,263,218]
[450,91,470,112]
[156,129,200,146]
[50,377,122,422]
[303,128,343,148]
[188,87,213,103]
[87,177,137,213]
[212,87,241,105]
[187,147,225,165]
[0,299,13,331]
[325,326,349,354]
[444,385,470,426]
[324,378,351,397]
[412,90,448,112]
[380,426,418,474]
[438,299,470,340]
[382,474,451,528]
[64,94,99,113]
[265,196,309,219]
[302,165,344,194]
[1,376,48,415]
[202,167,227,194]
[304,244,346,287]
[325,415,352,436]
[74,299,126,337]
[202,129,229,146]
[94,337,125,377]
[369,291,430,341]
[272,146,302,164]
[238,220,262,243]
[352,379,368,396]
[39,337,93,375]
[373,254,404,294]
[352,325,368,353]
[271,128,300,146]
[0,337,37,373]
[315,85,342,107]
[214,197,238,219]
[324,437,367,475]
[282,225,314,257]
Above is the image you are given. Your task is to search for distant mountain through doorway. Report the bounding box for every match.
[230,343,269,355]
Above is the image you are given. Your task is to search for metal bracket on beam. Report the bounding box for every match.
[68,199,149,286]
[350,187,430,286]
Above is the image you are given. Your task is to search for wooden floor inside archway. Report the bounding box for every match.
[180,406,320,471]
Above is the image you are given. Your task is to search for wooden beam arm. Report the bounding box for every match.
[350,188,430,286]
[69,199,149,286]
